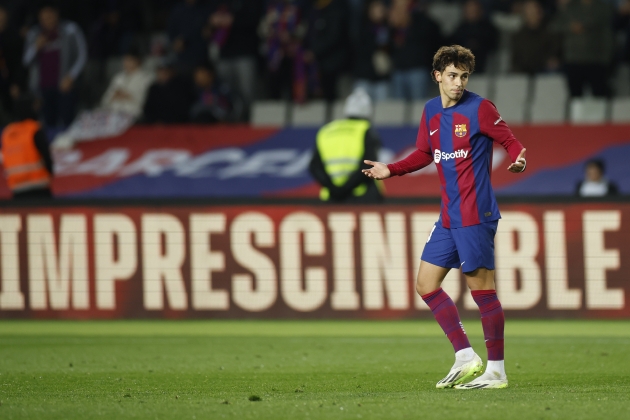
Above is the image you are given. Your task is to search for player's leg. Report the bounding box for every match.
[418,221,482,388]
[449,221,507,389]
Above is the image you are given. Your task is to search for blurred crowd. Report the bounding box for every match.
[0,0,629,129]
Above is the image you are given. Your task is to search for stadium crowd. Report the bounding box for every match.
[0,0,628,127]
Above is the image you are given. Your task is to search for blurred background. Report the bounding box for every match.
[0,0,628,199]
[0,0,628,320]
[0,0,629,124]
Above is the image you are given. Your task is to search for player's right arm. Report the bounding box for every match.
[363,107,433,180]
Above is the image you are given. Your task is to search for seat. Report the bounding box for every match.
[530,74,569,124]
[466,74,491,99]
[611,98,630,123]
[569,98,608,124]
[105,57,123,81]
[427,2,462,37]
[373,101,406,126]
[493,74,529,124]
[291,101,327,126]
[410,100,430,125]
[250,101,288,126]
[331,100,345,121]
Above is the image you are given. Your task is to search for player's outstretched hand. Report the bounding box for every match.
[507,148,527,173]
[362,160,391,180]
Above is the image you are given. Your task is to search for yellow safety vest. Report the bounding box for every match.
[316,119,370,200]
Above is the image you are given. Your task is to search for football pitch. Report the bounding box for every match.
[1,320,629,419]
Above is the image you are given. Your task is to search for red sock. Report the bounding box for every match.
[422,288,470,352]
[471,289,504,361]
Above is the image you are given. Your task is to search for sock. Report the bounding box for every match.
[486,360,506,378]
[422,288,471,353]
[471,289,505,361]
[455,347,475,362]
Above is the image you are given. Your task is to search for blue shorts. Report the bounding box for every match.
[421,219,498,273]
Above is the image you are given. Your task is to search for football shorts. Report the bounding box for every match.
[421,219,498,273]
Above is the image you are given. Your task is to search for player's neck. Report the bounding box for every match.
[440,92,461,108]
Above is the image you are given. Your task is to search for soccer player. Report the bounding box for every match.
[362,45,527,389]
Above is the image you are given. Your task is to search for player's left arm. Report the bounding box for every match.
[478,99,527,173]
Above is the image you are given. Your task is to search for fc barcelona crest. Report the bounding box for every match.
[454,124,467,137]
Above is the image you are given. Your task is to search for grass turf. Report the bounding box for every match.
[0,320,629,419]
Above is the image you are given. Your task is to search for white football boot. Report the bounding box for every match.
[436,353,483,389]
[454,368,508,389]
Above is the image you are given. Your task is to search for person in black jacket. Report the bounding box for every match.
[0,6,26,124]
[389,0,443,100]
[450,0,498,73]
[207,0,264,114]
[305,0,350,102]
[141,59,196,124]
[352,0,392,102]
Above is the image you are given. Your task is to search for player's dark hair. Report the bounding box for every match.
[431,45,476,83]
[585,159,605,173]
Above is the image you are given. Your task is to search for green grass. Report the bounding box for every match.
[1,320,629,419]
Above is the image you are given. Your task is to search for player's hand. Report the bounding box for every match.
[507,148,526,173]
[362,160,391,180]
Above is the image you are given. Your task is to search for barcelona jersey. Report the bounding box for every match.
[388,90,524,228]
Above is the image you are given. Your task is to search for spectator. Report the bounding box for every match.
[259,0,309,101]
[353,0,392,102]
[89,1,144,61]
[168,0,210,73]
[207,0,264,112]
[22,4,87,129]
[389,0,443,100]
[0,6,26,124]
[615,0,630,65]
[142,59,196,124]
[190,63,242,123]
[450,0,499,73]
[511,0,561,75]
[305,0,350,102]
[101,51,154,118]
[576,159,619,197]
[1,95,53,199]
[551,0,614,97]
[52,50,154,149]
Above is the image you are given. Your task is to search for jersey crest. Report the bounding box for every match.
[454,124,467,137]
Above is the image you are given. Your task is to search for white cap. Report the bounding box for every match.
[343,88,372,119]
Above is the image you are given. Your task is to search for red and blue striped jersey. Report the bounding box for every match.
[388,90,524,228]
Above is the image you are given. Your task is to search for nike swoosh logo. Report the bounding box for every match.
[494,117,502,125]
[460,261,465,266]
[430,129,439,135]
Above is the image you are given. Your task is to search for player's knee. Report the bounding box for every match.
[416,280,431,297]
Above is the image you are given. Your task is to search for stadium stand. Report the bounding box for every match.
[410,101,429,125]
[251,101,287,127]
[465,74,491,100]
[331,100,345,121]
[427,1,462,37]
[570,98,608,124]
[530,74,569,124]
[291,101,327,127]
[611,98,630,123]
[373,101,407,125]
[493,74,529,124]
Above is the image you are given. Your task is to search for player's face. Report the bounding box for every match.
[435,65,470,105]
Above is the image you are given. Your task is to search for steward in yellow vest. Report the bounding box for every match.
[309,89,383,203]
[1,96,53,199]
